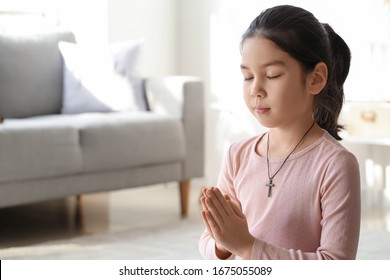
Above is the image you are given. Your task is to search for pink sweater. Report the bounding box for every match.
[199,130,361,260]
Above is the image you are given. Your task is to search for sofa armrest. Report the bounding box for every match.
[145,76,204,180]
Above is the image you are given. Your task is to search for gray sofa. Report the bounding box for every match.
[0,29,204,217]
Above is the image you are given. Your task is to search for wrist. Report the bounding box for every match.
[215,243,232,259]
[239,236,255,260]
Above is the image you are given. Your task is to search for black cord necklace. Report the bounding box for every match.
[266,121,315,197]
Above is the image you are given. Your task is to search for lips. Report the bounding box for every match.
[254,106,270,114]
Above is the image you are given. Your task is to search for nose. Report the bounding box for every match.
[250,79,266,98]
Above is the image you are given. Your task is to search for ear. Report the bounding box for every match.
[306,62,327,95]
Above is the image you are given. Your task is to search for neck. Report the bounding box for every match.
[267,119,318,158]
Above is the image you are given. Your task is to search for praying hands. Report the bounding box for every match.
[200,187,255,259]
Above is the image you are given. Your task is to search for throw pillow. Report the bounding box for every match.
[58,40,147,114]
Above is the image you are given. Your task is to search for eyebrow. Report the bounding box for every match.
[240,60,286,69]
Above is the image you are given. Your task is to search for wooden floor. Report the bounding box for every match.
[0,183,389,250]
[0,183,202,249]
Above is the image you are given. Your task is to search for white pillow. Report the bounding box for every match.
[58,40,146,114]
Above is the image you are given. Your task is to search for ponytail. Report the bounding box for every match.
[313,23,351,140]
[241,5,351,140]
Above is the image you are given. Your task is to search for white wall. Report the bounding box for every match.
[107,0,178,77]
[57,0,178,77]
[56,0,108,44]
[176,0,213,185]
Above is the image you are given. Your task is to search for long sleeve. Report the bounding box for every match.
[199,131,361,260]
[250,150,361,259]
[199,145,239,259]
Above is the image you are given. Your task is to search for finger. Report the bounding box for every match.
[200,198,206,211]
[205,188,226,212]
[205,188,227,218]
[205,196,225,226]
[202,186,216,197]
[212,188,234,216]
[227,199,245,218]
[200,195,209,211]
[200,210,215,239]
[200,187,212,209]
[205,210,221,235]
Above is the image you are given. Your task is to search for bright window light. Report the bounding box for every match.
[210,0,390,112]
[0,0,107,44]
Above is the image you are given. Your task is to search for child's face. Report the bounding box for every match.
[240,37,315,128]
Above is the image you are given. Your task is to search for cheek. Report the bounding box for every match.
[242,83,250,98]
[243,81,250,91]
[243,85,254,109]
[276,79,303,100]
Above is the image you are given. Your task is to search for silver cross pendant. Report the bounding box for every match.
[266,179,275,197]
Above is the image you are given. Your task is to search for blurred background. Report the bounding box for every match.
[0,0,389,256]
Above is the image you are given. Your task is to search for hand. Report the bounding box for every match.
[200,187,231,258]
[200,187,255,259]
[200,187,217,240]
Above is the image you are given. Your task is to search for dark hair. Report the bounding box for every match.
[241,5,351,140]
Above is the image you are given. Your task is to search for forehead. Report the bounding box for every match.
[241,37,293,68]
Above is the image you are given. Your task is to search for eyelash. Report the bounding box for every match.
[266,75,281,80]
[243,75,281,81]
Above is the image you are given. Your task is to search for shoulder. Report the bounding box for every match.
[222,134,263,170]
[322,131,358,162]
[315,131,360,175]
[317,132,360,200]
[300,130,359,173]
[229,135,262,158]
[217,135,262,186]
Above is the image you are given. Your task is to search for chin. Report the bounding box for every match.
[252,116,271,128]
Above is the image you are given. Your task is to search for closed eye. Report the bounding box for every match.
[266,74,281,80]
[243,76,253,81]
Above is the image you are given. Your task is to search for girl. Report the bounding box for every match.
[199,5,361,260]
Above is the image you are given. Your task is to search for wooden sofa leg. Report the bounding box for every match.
[75,195,84,228]
[179,180,190,218]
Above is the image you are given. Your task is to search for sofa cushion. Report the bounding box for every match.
[0,30,76,118]
[59,40,147,114]
[0,112,185,179]
[0,121,83,183]
[77,112,186,172]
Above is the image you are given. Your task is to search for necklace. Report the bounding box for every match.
[266,121,315,197]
